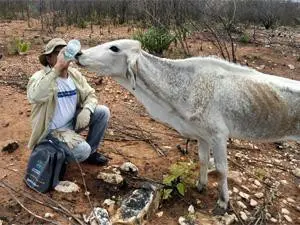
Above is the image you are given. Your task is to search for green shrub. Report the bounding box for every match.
[162,161,196,200]
[133,27,175,56]
[8,38,30,55]
[76,18,88,29]
[239,33,250,43]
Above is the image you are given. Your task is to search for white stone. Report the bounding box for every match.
[156,211,163,217]
[97,172,124,185]
[44,213,54,218]
[240,211,248,221]
[254,180,262,187]
[283,215,293,223]
[233,187,239,193]
[280,180,288,185]
[241,185,251,193]
[120,162,139,173]
[54,181,80,193]
[254,192,264,199]
[103,199,116,206]
[178,216,186,225]
[222,213,237,225]
[287,198,295,203]
[288,64,295,70]
[282,208,290,215]
[292,168,300,177]
[270,218,278,223]
[188,205,195,214]
[239,191,250,200]
[228,171,242,183]
[237,201,247,209]
[250,199,258,207]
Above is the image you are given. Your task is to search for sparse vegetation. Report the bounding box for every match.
[133,27,175,56]
[239,33,250,43]
[7,38,30,55]
[162,161,196,200]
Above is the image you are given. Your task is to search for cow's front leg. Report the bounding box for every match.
[196,139,210,193]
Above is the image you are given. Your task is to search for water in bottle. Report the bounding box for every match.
[64,39,81,61]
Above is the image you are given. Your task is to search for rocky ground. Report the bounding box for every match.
[0,20,299,225]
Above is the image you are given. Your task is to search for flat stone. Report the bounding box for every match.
[120,162,139,174]
[240,211,248,221]
[237,201,247,209]
[281,208,290,215]
[283,214,293,223]
[239,191,250,200]
[254,180,261,187]
[254,192,264,199]
[188,205,195,214]
[111,183,161,225]
[270,217,278,223]
[250,199,258,207]
[287,198,295,203]
[97,172,124,185]
[221,213,237,225]
[292,168,300,178]
[54,181,80,193]
[228,171,242,184]
[233,187,239,193]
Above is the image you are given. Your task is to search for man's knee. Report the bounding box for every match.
[94,105,110,121]
[70,141,91,162]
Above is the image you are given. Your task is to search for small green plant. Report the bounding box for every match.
[8,38,30,55]
[76,18,88,29]
[162,161,196,200]
[239,33,250,44]
[133,27,175,56]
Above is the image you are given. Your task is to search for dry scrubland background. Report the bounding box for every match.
[0,0,300,225]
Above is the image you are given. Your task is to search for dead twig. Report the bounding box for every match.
[0,182,61,225]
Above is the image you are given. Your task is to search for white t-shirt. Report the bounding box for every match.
[49,76,77,130]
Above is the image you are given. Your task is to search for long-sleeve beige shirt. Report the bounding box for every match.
[27,66,98,149]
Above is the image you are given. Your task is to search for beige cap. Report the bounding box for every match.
[39,38,67,66]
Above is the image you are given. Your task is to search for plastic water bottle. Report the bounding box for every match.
[64,39,81,61]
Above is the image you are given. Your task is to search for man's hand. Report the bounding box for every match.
[75,108,91,131]
[54,47,70,72]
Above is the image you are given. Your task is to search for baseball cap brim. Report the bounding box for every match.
[39,39,67,66]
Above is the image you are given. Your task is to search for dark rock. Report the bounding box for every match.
[2,141,19,153]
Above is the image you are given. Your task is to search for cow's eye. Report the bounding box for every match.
[109,46,119,52]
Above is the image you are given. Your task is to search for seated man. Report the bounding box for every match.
[27,38,110,165]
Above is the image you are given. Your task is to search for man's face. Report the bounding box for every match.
[46,46,63,67]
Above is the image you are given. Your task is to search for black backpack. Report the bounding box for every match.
[25,135,70,193]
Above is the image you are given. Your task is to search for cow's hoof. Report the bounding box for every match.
[196,182,207,193]
[212,205,227,215]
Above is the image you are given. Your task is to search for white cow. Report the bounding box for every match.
[77,39,300,214]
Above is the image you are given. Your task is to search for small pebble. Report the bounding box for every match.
[282,208,290,215]
[237,201,247,209]
[240,211,248,221]
[283,214,293,223]
[250,199,258,207]
[254,192,264,199]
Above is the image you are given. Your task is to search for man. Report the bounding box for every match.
[27,38,110,165]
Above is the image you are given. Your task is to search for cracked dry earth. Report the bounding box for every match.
[0,20,300,225]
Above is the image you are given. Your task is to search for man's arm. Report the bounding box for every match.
[27,68,59,104]
[80,74,98,113]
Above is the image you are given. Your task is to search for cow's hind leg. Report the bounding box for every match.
[211,134,229,215]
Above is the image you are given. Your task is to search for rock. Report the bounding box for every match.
[228,171,242,184]
[2,122,9,127]
[280,180,288,185]
[281,208,290,215]
[103,199,115,206]
[254,180,261,187]
[97,172,124,185]
[250,199,258,207]
[44,213,54,218]
[120,162,139,174]
[292,168,300,177]
[188,205,195,214]
[283,214,293,223]
[239,191,250,200]
[111,183,161,225]
[103,199,116,215]
[237,201,247,209]
[54,181,80,193]
[287,64,295,70]
[287,198,295,203]
[88,208,111,225]
[1,141,19,153]
[270,217,278,223]
[240,211,248,221]
[254,192,264,199]
[156,211,163,217]
[233,187,239,193]
[221,213,237,225]
[256,65,265,70]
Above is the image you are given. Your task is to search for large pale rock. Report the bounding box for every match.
[111,183,161,225]
[97,172,124,185]
[54,181,80,193]
[292,168,300,178]
[120,162,139,174]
